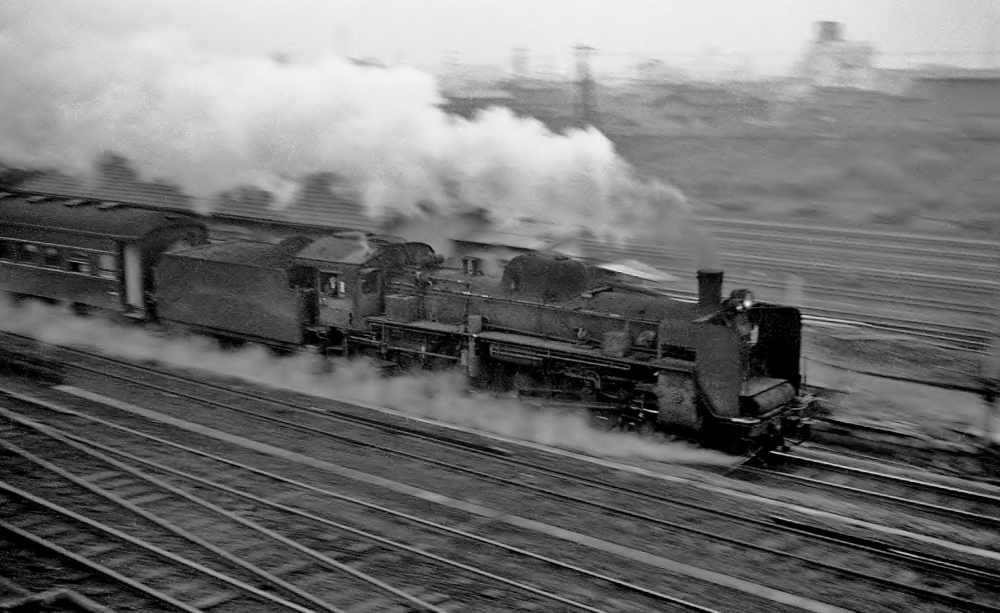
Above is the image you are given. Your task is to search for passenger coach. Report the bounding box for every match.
[0,192,207,316]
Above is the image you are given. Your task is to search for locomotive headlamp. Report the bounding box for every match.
[728,289,754,311]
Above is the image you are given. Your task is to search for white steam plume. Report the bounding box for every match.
[0,295,732,465]
[0,1,684,239]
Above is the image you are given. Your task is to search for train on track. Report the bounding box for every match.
[0,190,814,453]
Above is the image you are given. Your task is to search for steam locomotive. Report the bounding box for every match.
[0,191,812,453]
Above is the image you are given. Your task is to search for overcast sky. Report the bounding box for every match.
[6,0,999,74]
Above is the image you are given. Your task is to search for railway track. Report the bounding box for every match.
[709,234,998,277]
[732,450,1000,532]
[0,396,740,613]
[578,241,997,350]
[797,442,1000,487]
[707,226,998,253]
[700,216,999,250]
[0,440,318,613]
[645,267,996,317]
[4,388,1000,613]
[588,240,999,285]
[649,286,993,351]
[3,336,1000,612]
[0,531,153,613]
[0,406,621,613]
[583,228,998,281]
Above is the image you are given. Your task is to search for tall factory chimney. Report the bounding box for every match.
[817,21,842,43]
[573,45,599,128]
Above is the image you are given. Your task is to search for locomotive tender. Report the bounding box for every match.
[0,191,810,452]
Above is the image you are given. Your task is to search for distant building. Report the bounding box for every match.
[633,59,689,83]
[631,82,770,127]
[439,90,518,119]
[871,69,921,97]
[795,21,876,90]
[914,69,1000,119]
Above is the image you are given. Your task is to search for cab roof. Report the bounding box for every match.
[0,192,204,241]
[294,236,376,266]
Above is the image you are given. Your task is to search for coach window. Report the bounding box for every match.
[0,241,12,261]
[21,244,39,263]
[43,247,62,268]
[67,251,92,274]
[97,253,118,279]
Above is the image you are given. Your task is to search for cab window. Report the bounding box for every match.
[321,274,347,298]
[43,247,61,268]
[97,253,118,279]
[21,244,39,263]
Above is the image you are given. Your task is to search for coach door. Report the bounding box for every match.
[123,244,145,314]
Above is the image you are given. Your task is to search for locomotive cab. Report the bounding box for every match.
[294,236,438,334]
[294,236,384,331]
[310,265,384,330]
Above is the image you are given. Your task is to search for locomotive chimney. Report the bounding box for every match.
[697,270,724,310]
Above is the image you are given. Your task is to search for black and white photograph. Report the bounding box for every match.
[0,1,998,611]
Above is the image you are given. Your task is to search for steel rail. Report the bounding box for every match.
[770,451,1000,510]
[650,275,996,316]
[0,395,739,613]
[10,409,721,613]
[9,336,1000,580]
[0,414,465,613]
[6,347,1000,610]
[0,479,314,613]
[733,460,1000,531]
[0,493,206,613]
[6,395,997,613]
[698,217,1000,248]
[708,230,999,255]
[653,292,992,351]
[797,442,992,480]
[607,244,1000,290]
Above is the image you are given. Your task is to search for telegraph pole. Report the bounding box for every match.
[573,45,599,128]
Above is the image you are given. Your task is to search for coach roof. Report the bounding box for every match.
[0,192,204,241]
